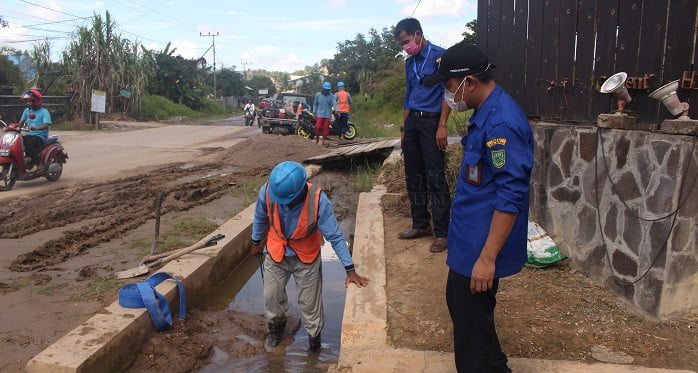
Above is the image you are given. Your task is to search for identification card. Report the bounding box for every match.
[466,162,481,185]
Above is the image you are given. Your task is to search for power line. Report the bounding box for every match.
[18,0,83,18]
[410,0,423,17]
[23,17,91,27]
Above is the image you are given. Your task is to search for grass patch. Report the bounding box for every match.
[172,215,219,237]
[75,276,120,300]
[230,176,268,208]
[129,215,219,255]
[0,279,31,295]
[37,282,68,296]
[353,160,383,192]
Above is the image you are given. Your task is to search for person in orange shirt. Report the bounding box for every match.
[334,82,353,140]
[250,161,369,352]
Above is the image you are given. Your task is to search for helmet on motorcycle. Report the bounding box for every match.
[337,81,345,88]
[21,89,43,106]
[322,81,332,90]
[268,161,307,205]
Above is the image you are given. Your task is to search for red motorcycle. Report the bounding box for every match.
[0,116,68,191]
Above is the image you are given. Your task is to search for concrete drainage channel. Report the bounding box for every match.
[25,162,365,372]
[25,151,695,373]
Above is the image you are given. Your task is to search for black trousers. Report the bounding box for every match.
[402,115,451,237]
[23,135,44,166]
[446,269,510,373]
[336,112,349,134]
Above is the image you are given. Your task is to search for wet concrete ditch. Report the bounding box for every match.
[122,162,385,372]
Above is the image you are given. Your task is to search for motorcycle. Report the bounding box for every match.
[244,109,255,126]
[296,110,357,140]
[0,116,68,191]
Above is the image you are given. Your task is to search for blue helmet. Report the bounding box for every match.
[337,81,345,88]
[268,161,307,205]
[322,81,332,90]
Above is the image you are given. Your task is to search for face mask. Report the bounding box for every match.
[444,77,469,112]
[403,34,422,56]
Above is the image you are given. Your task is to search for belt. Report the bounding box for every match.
[409,110,440,118]
[118,272,186,330]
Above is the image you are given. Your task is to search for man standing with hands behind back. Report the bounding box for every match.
[393,17,452,254]
[423,42,533,373]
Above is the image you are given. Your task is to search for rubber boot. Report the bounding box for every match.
[308,332,321,352]
[265,319,286,348]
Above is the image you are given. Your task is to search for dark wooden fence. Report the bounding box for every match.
[0,94,72,123]
[477,0,698,127]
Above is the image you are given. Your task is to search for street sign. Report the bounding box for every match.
[91,90,106,113]
[259,89,268,95]
[120,90,131,98]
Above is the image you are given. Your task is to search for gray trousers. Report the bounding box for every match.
[264,254,324,337]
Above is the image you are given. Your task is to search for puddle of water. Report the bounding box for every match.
[201,243,347,372]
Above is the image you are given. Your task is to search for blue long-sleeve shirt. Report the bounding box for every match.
[403,41,446,113]
[252,183,354,270]
[21,107,52,141]
[447,85,533,279]
[313,92,337,119]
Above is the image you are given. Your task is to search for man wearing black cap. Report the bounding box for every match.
[393,17,452,254]
[423,42,533,373]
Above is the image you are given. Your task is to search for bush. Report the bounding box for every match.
[137,94,198,121]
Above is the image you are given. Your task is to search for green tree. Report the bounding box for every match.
[328,27,401,93]
[0,54,24,90]
[215,67,244,97]
[462,19,477,44]
[245,75,276,97]
[146,42,206,110]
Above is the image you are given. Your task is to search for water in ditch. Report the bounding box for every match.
[200,243,349,372]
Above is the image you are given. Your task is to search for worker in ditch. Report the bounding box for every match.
[249,161,369,352]
[423,42,533,373]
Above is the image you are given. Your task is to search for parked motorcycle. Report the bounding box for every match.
[0,116,68,191]
[296,110,357,140]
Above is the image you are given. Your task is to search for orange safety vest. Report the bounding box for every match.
[265,183,323,264]
[335,90,350,113]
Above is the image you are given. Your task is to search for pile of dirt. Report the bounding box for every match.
[381,161,698,370]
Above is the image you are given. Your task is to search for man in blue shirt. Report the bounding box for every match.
[393,18,452,253]
[313,82,338,147]
[250,161,369,352]
[424,42,533,373]
[17,89,52,172]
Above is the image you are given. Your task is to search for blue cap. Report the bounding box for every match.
[322,81,332,90]
[337,81,345,88]
[268,161,307,205]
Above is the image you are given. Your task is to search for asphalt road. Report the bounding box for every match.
[0,115,257,201]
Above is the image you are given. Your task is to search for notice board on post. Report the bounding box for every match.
[91,90,106,129]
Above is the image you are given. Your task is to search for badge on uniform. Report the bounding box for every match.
[491,149,506,168]
[466,162,481,185]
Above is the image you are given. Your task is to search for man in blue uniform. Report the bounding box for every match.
[423,42,533,372]
[393,18,452,253]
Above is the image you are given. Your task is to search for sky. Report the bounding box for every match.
[0,0,477,73]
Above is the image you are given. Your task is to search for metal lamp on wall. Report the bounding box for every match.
[600,72,633,115]
[648,80,690,120]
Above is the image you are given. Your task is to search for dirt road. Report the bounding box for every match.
[0,117,256,200]
[0,116,331,372]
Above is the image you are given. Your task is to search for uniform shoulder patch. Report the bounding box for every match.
[486,138,507,148]
[492,149,506,168]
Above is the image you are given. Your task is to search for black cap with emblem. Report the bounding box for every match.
[422,42,495,86]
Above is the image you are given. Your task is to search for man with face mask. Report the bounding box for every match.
[423,42,533,373]
[393,18,452,254]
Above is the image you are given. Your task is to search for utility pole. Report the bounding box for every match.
[241,61,252,81]
[200,32,220,97]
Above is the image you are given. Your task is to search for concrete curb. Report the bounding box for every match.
[26,164,321,373]
[336,151,695,373]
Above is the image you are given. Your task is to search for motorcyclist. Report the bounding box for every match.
[243,99,256,125]
[16,89,52,172]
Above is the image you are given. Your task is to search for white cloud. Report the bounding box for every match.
[326,0,348,9]
[399,0,476,19]
[169,40,200,59]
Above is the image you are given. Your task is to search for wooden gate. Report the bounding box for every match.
[477,0,698,127]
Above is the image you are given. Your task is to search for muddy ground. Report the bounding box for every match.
[380,153,698,370]
[0,130,334,372]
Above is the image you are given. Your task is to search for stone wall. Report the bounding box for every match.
[529,122,697,316]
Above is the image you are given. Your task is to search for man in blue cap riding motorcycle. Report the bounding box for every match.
[250,161,369,352]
